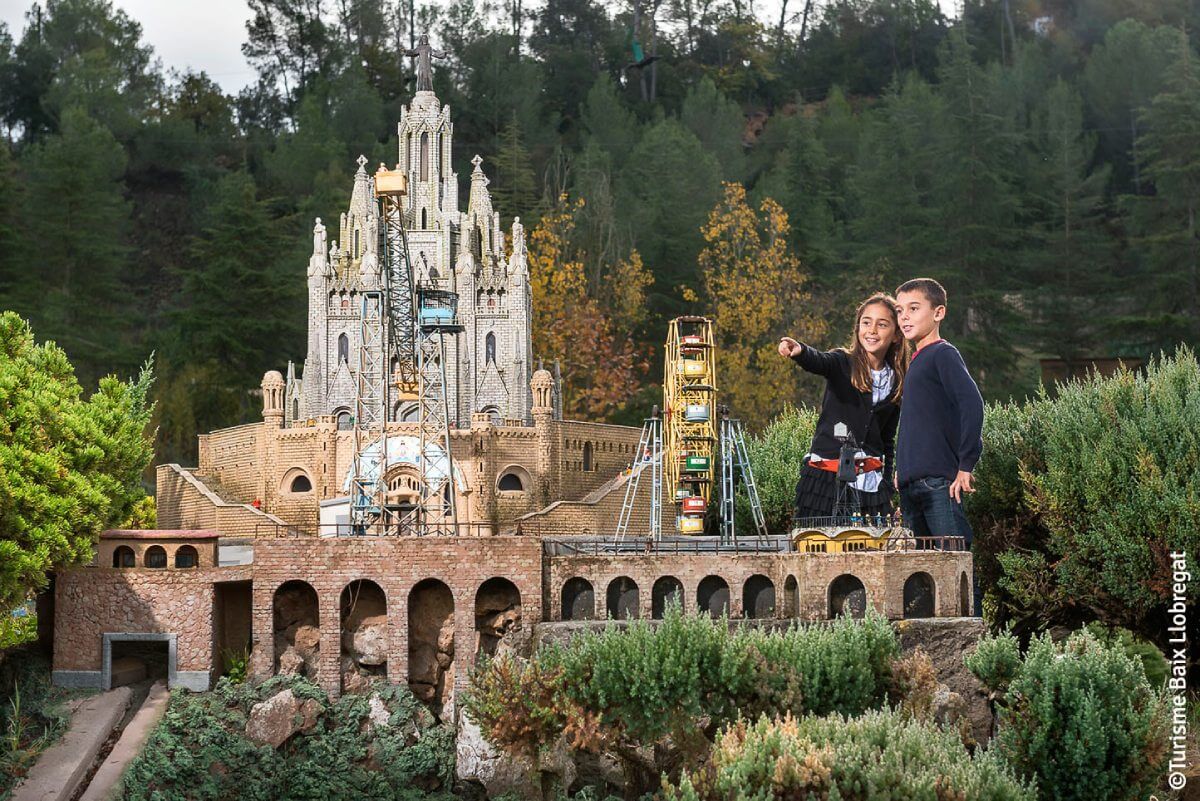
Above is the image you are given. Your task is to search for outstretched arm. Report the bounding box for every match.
[779,337,840,377]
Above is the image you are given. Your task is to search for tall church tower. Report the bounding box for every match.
[288,37,534,428]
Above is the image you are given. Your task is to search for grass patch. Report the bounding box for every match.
[0,647,90,799]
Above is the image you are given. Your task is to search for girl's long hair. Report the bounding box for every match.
[842,293,907,403]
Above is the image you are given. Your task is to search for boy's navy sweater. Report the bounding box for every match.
[896,340,984,486]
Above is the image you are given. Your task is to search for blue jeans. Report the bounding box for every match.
[900,476,983,616]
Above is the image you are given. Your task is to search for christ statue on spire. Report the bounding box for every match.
[405,34,447,93]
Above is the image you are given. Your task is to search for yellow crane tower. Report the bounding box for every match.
[663,316,717,534]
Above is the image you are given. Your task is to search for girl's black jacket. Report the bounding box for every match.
[790,345,900,486]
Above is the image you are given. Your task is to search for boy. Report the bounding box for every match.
[894,278,984,614]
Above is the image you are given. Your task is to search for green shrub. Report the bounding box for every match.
[967,628,1170,801]
[463,608,899,795]
[663,708,1035,801]
[120,676,455,801]
[962,629,1022,697]
[1083,622,1171,690]
[736,406,817,533]
[0,609,36,651]
[970,349,1200,645]
[222,647,249,685]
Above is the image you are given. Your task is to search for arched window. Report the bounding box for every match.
[401,405,420,423]
[112,546,135,568]
[697,575,730,618]
[606,577,639,620]
[903,572,936,619]
[497,472,524,491]
[353,227,360,258]
[337,333,349,364]
[292,398,299,421]
[561,577,594,621]
[290,473,313,493]
[175,545,198,569]
[145,546,167,569]
[743,575,776,619]
[421,208,427,229]
[485,332,496,364]
[829,574,867,619]
[583,442,594,472]
[420,132,429,181]
[652,576,684,618]
[336,410,353,430]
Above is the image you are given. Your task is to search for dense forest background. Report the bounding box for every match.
[0,0,1197,469]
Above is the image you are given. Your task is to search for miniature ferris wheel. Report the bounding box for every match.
[663,317,718,533]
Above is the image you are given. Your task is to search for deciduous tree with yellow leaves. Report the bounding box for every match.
[697,182,826,429]
[528,196,650,420]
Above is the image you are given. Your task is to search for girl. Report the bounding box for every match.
[777,293,906,522]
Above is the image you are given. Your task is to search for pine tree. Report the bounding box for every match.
[580,73,639,171]
[169,170,300,384]
[773,112,840,272]
[1129,37,1200,350]
[492,113,540,225]
[0,140,25,304]
[928,30,1027,393]
[848,75,943,288]
[680,77,746,181]
[1083,21,1180,194]
[18,106,134,387]
[0,311,154,610]
[620,117,721,322]
[1026,78,1115,366]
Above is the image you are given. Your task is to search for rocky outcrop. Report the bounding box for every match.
[457,712,597,800]
[408,584,455,710]
[474,584,522,658]
[273,586,320,680]
[409,616,455,705]
[344,614,388,666]
[340,589,389,692]
[341,656,373,695]
[893,617,991,745]
[245,689,322,748]
[367,693,391,730]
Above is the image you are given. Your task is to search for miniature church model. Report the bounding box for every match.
[289,84,534,429]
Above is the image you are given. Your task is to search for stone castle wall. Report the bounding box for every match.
[94,533,219,569]
[250,536,544,698]
[156,464,284,537]
[546,549,971,621]
[52,565,252,676]
[182,412,644,536]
